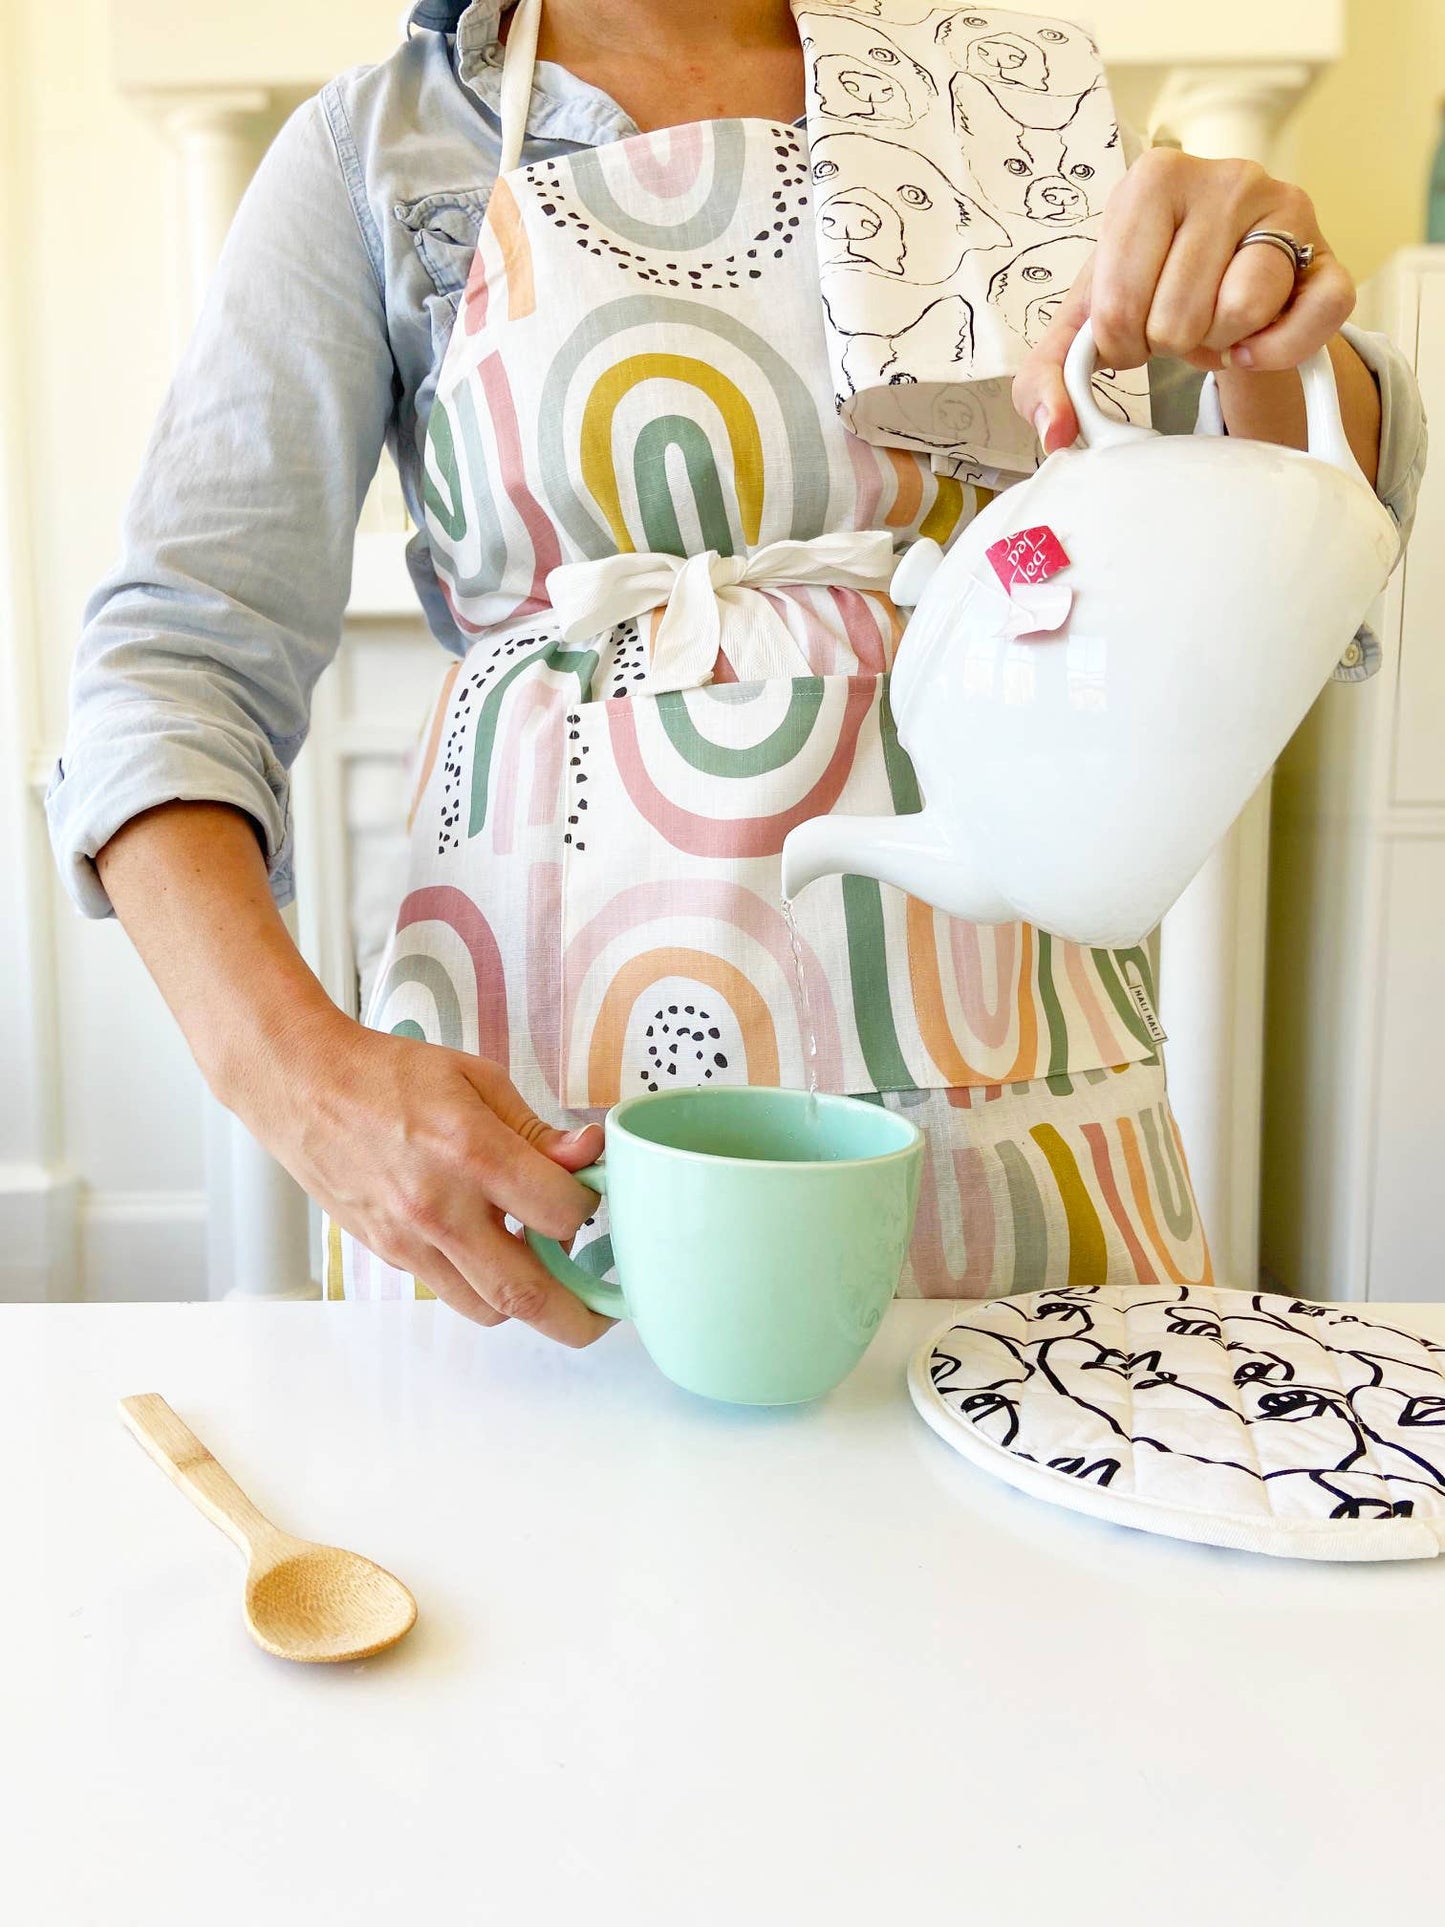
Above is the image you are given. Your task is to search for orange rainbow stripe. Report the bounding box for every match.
[489,177,535,320]
[1118,1114,1211,1286]
[905,894,984,1085]
[585,947,779,1104]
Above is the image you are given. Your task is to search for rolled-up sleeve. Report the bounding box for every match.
[47,85,395,917]
[1341,321,1428,543]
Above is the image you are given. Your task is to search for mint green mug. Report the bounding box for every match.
[526,1087,924,1405]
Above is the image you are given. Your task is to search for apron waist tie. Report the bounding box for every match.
[546,530,898,693]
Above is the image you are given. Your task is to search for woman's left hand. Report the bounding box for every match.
[1014,148,1357,454]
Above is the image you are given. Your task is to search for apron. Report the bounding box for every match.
[330,0,1212,1302]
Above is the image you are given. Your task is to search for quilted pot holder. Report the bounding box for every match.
[909,1285,1445,1560]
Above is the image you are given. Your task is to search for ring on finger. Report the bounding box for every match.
[1235,228,1315,277]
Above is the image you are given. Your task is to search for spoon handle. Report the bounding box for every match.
[119,1394,284,1560]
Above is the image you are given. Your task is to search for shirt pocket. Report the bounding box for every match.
[554,675,1157,1111]
[394,186,490,300]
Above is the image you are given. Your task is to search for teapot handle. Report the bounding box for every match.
[1063,317,1367,484]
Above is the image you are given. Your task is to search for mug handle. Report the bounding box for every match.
[523,1165,628,1320]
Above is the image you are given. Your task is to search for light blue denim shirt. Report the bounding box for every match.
[47,0,1428,918]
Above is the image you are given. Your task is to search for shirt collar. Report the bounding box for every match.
[410,0,805,146]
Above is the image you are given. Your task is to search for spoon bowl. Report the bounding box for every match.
[120,1394,418,1665]
[244,1542,418,1663]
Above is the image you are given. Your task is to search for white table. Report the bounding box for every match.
[5,1300,1443,1926]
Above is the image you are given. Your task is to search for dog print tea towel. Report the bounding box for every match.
[793,3,1151,480]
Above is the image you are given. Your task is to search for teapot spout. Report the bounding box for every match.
[780,808,1015,925]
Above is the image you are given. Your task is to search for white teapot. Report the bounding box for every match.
[780,320,1400,948]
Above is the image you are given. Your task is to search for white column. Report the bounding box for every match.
[151,91,271,332]
[1148,64,1315,1289]
[0,6,78,1300]
[147,88,313,1298]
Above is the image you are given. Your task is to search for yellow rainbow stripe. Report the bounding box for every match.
[580,354,765,553]
[919,475,966,544]
[1030,1123,1108,1286]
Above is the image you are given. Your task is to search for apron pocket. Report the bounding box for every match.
[556,674,1158,1110]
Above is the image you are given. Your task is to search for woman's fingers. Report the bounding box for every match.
[1011,261,1091,452]
[1200,239,1298,355]
[1225,253,1356,370]
[412,1248,510,1328]
[1089,160,1181,369]
[456,1055,605,1239]
[440,1209,614,1349]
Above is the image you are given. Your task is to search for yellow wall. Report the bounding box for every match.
[1282,0,1445,282]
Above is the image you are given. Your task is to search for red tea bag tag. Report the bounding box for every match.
[986,525,1071,592]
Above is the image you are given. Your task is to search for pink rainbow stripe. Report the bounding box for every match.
[477,351,562,608]
[844,427,885,529]
[948,921,1017,1052]
[604,676,874,856]
[562,877,845,1091]
[491,681,564,854]
[396,885,509,1067]
[627,123,707,197]
[830,587,889,675]
[1080,1120,1158,1285]
[1064,939,1130,1065]
[527,863,564,1105]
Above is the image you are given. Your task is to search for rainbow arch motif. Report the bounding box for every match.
[536,296,832,559]
[581,355,765,553]
[584,947,780,1105]
[562,878,844,1107]
[565,121,747,251]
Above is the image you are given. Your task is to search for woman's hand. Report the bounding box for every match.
[242,1014,610,1338]
[94,801,609,1341]
[1013,149,1358,454]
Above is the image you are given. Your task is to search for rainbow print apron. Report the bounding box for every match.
[331,0,1212,1300]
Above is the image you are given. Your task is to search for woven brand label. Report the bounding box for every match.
[1124,962,1167,1046]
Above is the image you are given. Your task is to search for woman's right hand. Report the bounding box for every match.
[228,1012,611,1341]
[94,801,609,1338]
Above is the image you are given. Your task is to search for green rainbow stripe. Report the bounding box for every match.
[1090,944,1158,1053]
[842,874,913,1091]
[634,416,734,556]
[656,680,825,777]
[878,674,922,814]
[1034,932,1071,1078]
[995,1140,1048,1291]
[374,954,463,1049]
[469,644,599,838]
[582,355,764,551]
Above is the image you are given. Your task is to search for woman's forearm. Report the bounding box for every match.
[94,801,343,1113]
[1217,334,1381,486]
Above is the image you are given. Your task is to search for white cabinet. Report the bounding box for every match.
[1262,248,1444,1300]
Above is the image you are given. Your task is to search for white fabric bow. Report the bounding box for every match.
[546,530,898,693]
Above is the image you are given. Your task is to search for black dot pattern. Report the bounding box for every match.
[599,617,649,699]
[433,625,560,856]
[562,706,594,852]
[637,1001,730,1093]
[529,134,811,295]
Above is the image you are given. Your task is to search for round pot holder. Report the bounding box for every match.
[908,1285,1445,1561]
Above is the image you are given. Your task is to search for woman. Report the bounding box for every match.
[49,0,1423,1338]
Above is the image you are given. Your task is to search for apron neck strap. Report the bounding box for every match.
[498,0,543,176]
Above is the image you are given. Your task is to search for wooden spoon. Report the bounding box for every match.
[119,1394,417,1663]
